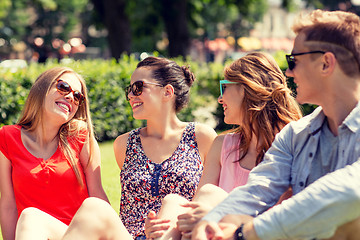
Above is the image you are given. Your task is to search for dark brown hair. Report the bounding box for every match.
[137,57,195,112]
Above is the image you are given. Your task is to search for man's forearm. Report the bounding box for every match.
[253,160,360,240]
[243,221,260,240]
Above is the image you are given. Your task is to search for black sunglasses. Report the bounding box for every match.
[125,80,163,101]
[56,79,85,105]
[286,51,326,70]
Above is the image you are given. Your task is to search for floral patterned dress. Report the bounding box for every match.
[119,122,203,238]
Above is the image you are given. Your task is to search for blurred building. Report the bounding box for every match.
[250,0,311,52]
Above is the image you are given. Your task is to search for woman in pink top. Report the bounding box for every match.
[144,52,302,240]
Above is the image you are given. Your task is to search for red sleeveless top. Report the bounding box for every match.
[0,125,89,225]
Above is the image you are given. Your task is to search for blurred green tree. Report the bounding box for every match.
[1,0,357,61]
[90,0,131,59]
[90,0,269,58]
[30,0,87,42]
[0,0,11,28]
[0,0,88,60]
[0,0,28,43]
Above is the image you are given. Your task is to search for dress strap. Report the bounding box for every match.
[180,122,196,142]
[124,128,142,162]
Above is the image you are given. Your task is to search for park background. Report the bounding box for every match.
[1,0,360,238]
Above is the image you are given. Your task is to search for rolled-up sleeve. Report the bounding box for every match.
[254,160,360,240]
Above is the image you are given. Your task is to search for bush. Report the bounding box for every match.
[0,70,33,126]
[0,56,221,141]
[0,52,316,141]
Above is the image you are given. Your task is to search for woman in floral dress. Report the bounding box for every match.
[114,56,217,239]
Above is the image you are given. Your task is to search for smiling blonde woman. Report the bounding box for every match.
[0,67,108,240]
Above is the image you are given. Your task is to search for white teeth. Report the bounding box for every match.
[58,103,70,112]
[133,103,142,107]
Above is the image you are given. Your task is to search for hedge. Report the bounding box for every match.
[0,55,222,141]
[0,52,315,141]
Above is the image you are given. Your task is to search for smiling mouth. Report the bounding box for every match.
[56,102,70,112]
[132,102,143,108]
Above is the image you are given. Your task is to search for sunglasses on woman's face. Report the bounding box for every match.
[125,80,163,101]
[56,79,85,105]
[219,80,239,97]
[285,51,325,70]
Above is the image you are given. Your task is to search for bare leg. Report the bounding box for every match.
[15,207,68,240]
[155,184,228,240]
[62,197,132,240]
[324,217,360,240]
[155,194,190,240]
[193,184,228,204]
[181,184,228,240]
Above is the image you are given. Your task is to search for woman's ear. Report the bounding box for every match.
[163,84,175,100]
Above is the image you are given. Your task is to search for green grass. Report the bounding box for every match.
[99,141,121,211]
[0,141,120,240]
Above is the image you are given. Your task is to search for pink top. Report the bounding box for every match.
[218,133,250,193]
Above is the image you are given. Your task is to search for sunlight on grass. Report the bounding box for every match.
[99,140,121,212]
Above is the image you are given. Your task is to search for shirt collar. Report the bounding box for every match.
[341,100,360,133]
[307,106,326,136]
[308,100,360,135]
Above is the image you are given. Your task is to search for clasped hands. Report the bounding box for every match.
[144,201,211,240]
[191,214,256,240]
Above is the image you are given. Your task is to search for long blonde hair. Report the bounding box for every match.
[224,52,302,165]
[18,67,95,186]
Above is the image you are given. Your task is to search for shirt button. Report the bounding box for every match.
[309,153,313,158]
[299,181,304,187]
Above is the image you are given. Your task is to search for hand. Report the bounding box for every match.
[216,216,241,240]
[192,220,225,240]
[144,211,171,239]
[177,202,211,239]
[192,215,256,240]
[218,215,257,240]
[190,216,239,240]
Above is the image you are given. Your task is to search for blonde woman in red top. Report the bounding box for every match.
[0,67,108,240]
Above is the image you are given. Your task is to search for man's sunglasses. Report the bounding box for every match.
[286,51,325,70]
[56,79,85,105]
[219,80,239,97]
[125,80,163,101]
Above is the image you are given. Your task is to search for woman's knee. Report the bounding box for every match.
[18,207,45,224]
[80,197,111,213]
[197,184,223,195]
[162,194,188,206]
[16,207,67,240]
[194,184,228,204]
[74,197,118,225]
[65,197,127,239]
[157,194,190,220]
